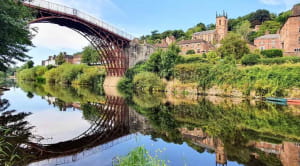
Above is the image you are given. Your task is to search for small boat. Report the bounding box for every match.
[287,99,300,103]
[265,97,287,103]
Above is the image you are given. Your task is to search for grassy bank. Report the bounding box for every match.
[17,64,106,86]
[174,63,300,97]
[118,44,300,98]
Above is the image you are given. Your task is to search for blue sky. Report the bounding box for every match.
[25,0,298,66]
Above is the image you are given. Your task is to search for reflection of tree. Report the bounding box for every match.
[81,103,102,122]
[0,98,34,166]
[17,81,106,105]
[130,97,298,166]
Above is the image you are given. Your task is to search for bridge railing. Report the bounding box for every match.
[23,0,134,40]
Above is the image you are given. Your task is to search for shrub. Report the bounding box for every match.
[259,56,300,65]
[133,72,165,91]
[241,54,261,65]
[180,54,208,64]
[261,49,283,58]
[186,50,195,55]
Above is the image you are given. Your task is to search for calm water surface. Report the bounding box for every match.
[0,82,299,166]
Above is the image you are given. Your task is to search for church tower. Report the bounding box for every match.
[216,11,228,42]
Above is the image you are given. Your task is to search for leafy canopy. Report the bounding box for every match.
[0,0,34,71]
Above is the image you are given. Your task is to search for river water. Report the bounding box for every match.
[0,82,299,166]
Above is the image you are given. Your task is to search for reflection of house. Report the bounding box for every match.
[254,4,300,54]
[254,141,300,166]
[180,128,227,166]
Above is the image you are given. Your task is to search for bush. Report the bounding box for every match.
[259,56,300,65]
[186,50,195,55]
[261,49,283,58]
[179,54,208,64]
[133,72,165,91]
[241,54,261,65]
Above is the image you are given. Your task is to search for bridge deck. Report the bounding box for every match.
[23,0,134,41]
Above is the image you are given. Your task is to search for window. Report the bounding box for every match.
[219,20,221,25]
[299,37,300,44]
[299,27,300,32]
[260,46,265,50]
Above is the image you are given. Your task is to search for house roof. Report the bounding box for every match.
[193,30,216,36]
[255,34,280,40]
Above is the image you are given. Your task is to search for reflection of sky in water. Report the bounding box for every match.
[2,87,91,144]
[31,134,242,166]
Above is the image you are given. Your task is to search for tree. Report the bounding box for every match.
[218,33,250,59]
[55,52,66,65]
[249,9,272,27]
[25,60,34,69]
[160,44,181,79]
[186,50,196,55]
[186,23,207,39]
[0,0,34,71]
[235,20,252,41]
[81,46,100,64]
[146,49,163,73]
[276,10,291,25]
[257,21,281,36]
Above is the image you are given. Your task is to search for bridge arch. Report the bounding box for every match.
[24,0,134,76]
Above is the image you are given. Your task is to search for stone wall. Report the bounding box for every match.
[125,40,156,68]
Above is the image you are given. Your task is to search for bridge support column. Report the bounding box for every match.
[103,76,122,97]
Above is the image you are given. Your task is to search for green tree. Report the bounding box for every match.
[81,46,100,64]
[276,10,292,25]
[186,22,207,39]
[133,72,165,91]
[218,33,250,59]
[235,20,252,41]
[55,52,66,65]
[24,60,34,69]
[146,49,163,73]
[0,0,34,71]
[186,50,196,55]
[249,9,272,27]
[257,21,281,36]
[160,44,181,79]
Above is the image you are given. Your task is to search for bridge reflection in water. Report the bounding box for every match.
[26,96,140,165]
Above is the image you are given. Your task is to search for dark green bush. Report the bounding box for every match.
[259,56,300,65]
[241,54,261,65]
[186,50,196,55]
[261,49,283,58]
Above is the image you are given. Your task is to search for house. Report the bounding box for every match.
[192,12,228,43]
[254,4,300,55]
[177,39,214,54]
[254,34,281,50]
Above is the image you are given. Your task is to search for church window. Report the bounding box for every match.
[298,37,300,44]
[219,20,221,25]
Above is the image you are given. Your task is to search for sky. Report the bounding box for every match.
[25,0,299,66]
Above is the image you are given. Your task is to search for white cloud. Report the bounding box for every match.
[259,0,299,9]
[30,23,89,50]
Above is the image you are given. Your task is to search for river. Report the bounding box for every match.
[0,81,299,166]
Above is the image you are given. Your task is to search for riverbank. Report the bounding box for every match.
[117,45,300,99]
[17,63,106,87]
